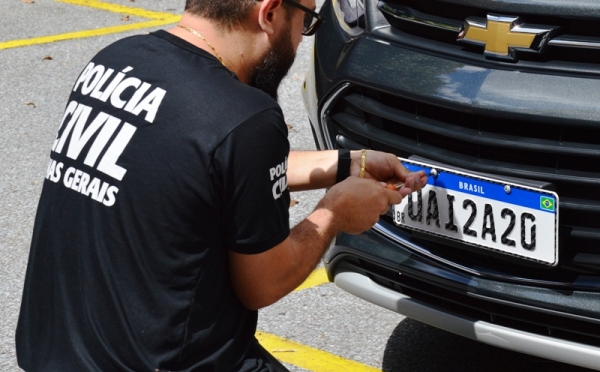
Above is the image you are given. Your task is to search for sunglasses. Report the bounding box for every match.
[281,0,325,36]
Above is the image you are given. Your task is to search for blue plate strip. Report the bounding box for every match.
[402,161,557,214]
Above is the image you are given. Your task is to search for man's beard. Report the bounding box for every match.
[248,24,296,101]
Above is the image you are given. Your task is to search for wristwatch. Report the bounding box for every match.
[336,149,351,183]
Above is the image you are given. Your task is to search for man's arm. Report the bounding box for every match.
[229,176,409,310]
[288,150,426,193]
[286,150,338,191]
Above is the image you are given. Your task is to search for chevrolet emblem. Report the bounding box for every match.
[457,14,557,61]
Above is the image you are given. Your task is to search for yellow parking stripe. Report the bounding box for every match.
[0,0,180,50]
[294,267,330,292]
[256,332,380,372]
[0,17,180,50]
[56,0,176,20]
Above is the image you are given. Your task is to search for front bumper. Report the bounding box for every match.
[324,221,600,370]
[334,270,600,370]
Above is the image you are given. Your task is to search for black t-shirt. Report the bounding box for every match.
[16,30,291,372]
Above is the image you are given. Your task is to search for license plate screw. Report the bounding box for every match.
[504,185,512,194]
[430,168,438,178]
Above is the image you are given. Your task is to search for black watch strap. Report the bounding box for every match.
[336,149,351,183]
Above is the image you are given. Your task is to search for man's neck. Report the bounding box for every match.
[168,12,263,83]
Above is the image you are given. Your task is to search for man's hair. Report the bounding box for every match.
[185,0,295,30]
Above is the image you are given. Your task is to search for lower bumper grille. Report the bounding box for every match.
[346,257,600,348]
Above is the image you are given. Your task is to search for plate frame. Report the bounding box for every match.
[393,158,560,266]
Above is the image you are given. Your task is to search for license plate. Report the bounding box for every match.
[392,158,559,266]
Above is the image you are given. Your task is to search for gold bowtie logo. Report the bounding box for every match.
[458,14,556,61]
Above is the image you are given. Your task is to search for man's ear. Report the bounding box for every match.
[256,0,285,35]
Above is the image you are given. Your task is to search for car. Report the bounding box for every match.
[302,0,600,369]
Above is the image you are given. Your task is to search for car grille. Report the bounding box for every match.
[328,85,600,276]
[376,0,600,74]
[346,256,600,348]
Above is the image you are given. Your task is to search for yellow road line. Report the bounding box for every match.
[294,267,330,292]
[56,0,175,19]
[256,331,380,372]
[0,0,181,50]
[0,17,180,50]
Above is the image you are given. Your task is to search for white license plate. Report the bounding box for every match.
[392,158,559,266]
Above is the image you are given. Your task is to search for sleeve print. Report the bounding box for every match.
[213,109,290,254]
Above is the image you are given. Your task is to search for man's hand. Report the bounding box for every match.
[350,150,427,197]
[318,176,402,234]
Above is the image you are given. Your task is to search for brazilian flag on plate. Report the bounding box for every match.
[540,196,555,212]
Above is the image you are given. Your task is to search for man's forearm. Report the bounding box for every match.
[285,205,340,286]
[287,150,338,191]
[228,205,340,310]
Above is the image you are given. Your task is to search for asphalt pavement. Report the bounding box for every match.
[0,1,595,371]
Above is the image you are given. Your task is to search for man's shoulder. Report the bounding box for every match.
[96,33,155,56]
[80,31,283,134]
[228,84,282,117]
[175,67,283,130]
